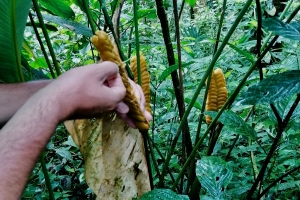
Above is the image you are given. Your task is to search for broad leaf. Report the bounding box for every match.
[262,18,300,40]
[0,0,31,83]
[227,43,254,62]
[186,0,197,8]
[39,0,75,19]
[207,110,257,139]
[41,14,93,37]
[236,70,300,105]
[196,156,233,199]
[141,189,189,200]
[158,61,194,83]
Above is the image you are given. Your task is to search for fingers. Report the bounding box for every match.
[115,102,129,114]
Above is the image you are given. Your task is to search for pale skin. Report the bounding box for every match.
[0,61,151,199]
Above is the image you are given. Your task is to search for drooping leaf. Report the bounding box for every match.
[26,22,58,32]
[207,110,257,139]
[39,0,75,19]
[186,0,197,8]
[141,189,189,200]
[158,61,194,83]
[227,43,254,62]
[22,39,36,59]
[196,156,233,199]
[41,13,93,37]
[0,0,31,83]
[262,18,300,40]
[236,70,300,105]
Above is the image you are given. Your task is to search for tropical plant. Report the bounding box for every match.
[1,0,300,199]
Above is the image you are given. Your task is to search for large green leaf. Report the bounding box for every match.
[41,13,92,37]
[0,0,31,83]
[262,18,300,41]
[207,110,257,139]
[196,156,233,199]
[141,189,189,200]
[236,70,300,105]
[39,0,75,19]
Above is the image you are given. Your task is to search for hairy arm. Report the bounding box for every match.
[0,62,126,198]
[0,80,51,127]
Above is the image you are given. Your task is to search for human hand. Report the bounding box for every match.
[47,61,126,121]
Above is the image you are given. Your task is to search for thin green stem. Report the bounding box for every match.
[171,17,280,190]
[40,151,54,200]
[83,0,97,34]
[32,0,61,76]
[257,165,300,199]
[29,12,55,78]
[158,0,254,188]
[133,0,141,85]
[99,0,134,80]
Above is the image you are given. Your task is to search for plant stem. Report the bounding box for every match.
[255,0,263,80]
[133,0,141,85]
[246,94,300,198]
[158,0,254,188]
[32,0,61,76]
[257,165,300,199]
[29,12,55,78]
[40,151,54,200]
[99,0,134,79]
[155,0,193,187]
[171,11,281,190]
[83,0,97,34]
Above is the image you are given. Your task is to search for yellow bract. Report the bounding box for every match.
[206,68,228,123]
[130,53,152,115]
[91,30,150,130]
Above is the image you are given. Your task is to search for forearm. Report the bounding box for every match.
[0,80,52,127]
[0,85,62,198]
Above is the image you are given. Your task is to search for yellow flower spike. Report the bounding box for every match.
[91,30,150,130]
[205,68,228,123]
[130,53,152,115]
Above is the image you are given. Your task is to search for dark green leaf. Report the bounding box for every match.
[196,156,233,199]
[40,0,75,19]
[26,22,58,32]
[262,18,300,40]
[41,13,92,37]
[228,43,254,62]
[0,0,31,83]
[185,98,201,110]
[55,148,72,160]
[207,110,257,139]
[236,70,300,105]
[141,189,189,200]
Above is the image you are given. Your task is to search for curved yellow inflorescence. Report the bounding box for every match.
[130,53,152,115]
[206,68,228,123]
[91,30,150,130]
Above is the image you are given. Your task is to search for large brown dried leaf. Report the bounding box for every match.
[64,113,151,199]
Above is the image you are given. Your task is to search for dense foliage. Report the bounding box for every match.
[1,0,300,199]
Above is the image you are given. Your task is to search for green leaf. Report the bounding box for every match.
[22,39,36,59]
[55,148,72,160]
[207,110,257,139]
[262,18,300,41]
[227,43,254,62]
[0,0,31,83]
[196,156,233,199]
[140,189,189,200]
[186,0,197,8]
[236,70,300,105]
[41,13,92,37]
[26,22,58,32]
[137,9,157,19]
[39,0,75,19]
[158,61,194,83]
